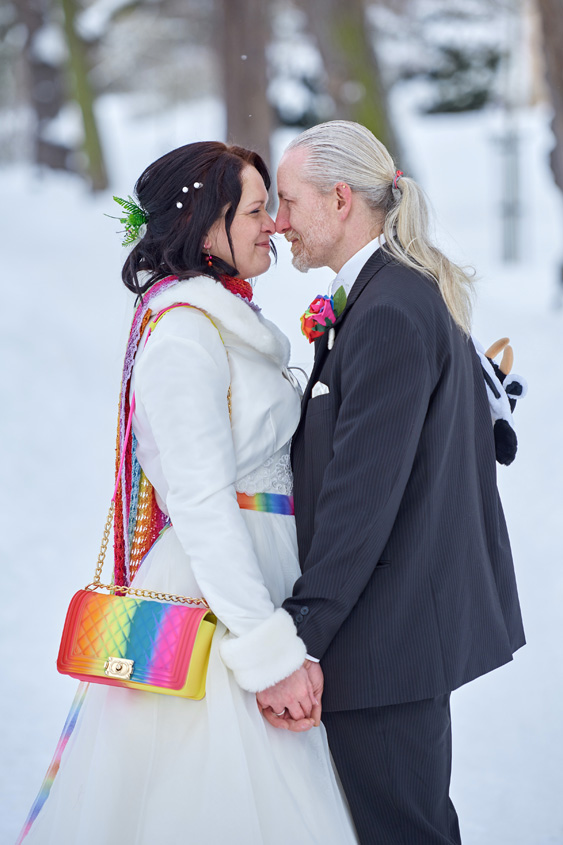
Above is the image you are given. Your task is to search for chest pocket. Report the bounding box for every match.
[306,392,334,416]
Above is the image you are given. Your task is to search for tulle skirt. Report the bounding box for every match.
[21,513,357,844]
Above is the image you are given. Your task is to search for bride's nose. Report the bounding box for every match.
[263,214,275,234]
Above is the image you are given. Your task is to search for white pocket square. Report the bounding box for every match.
[311,381,330,398]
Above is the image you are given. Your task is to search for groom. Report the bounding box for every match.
[256,121,525,844]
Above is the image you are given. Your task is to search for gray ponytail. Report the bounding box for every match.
[286,121,474,335]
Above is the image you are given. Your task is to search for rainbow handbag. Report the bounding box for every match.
[57,302,217,699]
[57,559,216,698]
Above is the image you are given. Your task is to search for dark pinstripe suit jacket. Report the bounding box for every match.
[284,248,525,712]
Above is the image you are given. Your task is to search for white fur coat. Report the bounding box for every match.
[130,276,305,692]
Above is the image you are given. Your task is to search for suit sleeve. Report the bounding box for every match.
[283,304,433,659]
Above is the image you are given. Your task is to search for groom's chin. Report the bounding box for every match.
[291,255,311,273]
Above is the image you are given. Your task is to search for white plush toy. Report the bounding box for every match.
[473,337,528,466]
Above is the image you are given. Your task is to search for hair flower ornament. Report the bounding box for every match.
[300,285,347,343]
[107,195,148,246]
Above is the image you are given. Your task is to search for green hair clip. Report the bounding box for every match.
[107,195,148,246]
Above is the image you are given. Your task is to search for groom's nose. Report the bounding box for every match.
[275,204,290,235]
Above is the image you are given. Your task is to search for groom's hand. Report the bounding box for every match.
[304,659,324,726]
[256,665,318,731]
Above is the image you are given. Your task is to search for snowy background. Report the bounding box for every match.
[1,87,563,842]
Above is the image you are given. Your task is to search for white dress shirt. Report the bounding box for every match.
[329,233,386,298]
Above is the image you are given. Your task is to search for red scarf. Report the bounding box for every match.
[219,274,253,302]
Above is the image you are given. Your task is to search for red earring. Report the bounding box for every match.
[206,253,213,268]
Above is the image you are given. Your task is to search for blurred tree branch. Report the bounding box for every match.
[299,0,399,160]
[60,0,108,190]
[536,0,563,192]
[219,0,272,164]
[14,0,73,171]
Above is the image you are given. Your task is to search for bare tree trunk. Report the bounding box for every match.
[60,0,108,191]
[15,0,74,171]
[536,0,563,192]
[219,0,272,165]
[301,0,399,161]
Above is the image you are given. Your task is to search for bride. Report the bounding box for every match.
[17,141,357,844]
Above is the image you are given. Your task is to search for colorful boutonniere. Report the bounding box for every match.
[300,285,347,343]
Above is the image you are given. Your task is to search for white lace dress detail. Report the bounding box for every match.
[236,444,293,496]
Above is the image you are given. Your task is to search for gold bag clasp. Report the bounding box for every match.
[104,656,134,680]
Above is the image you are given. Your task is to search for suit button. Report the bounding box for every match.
[295,614,304,623]
[300,606,309,615]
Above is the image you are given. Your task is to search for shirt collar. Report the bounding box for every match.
[329,234,386,298]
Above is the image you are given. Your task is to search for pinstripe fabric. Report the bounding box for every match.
[322,696,462,844]
[284,248,525,712]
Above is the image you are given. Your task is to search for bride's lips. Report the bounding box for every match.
[256,241,271,249]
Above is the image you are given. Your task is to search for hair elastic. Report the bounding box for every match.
[393,170,404,189]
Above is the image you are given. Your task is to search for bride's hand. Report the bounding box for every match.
[258,702,315,732]
[256,665,318,730]
[262,661,324,731]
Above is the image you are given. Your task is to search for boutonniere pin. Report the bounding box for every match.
[300,285,347,344]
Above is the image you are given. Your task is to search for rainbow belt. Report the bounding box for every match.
[236,492,294,515]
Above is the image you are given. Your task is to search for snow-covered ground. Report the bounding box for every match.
[1,92,562,844]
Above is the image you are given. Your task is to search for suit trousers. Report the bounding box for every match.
[322,694,462,845]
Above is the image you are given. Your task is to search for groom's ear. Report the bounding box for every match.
[334,182,352,220]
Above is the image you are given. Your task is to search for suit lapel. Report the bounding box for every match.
[335,245,390,324]
[295,247,390,434]
[300,332,330,409]
[304,248,389,398]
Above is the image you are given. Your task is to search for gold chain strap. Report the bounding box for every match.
[85,503,210,609]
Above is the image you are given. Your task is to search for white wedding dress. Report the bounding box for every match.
[20,277,357,845]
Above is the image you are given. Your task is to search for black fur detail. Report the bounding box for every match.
[504,380,523,397]
[494,418,518,466]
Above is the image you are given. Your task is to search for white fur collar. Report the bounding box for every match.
[147,275,290,367]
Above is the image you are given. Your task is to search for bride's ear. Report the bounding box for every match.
[203,223,218,252]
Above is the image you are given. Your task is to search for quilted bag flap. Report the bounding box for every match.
[58,590,212,690]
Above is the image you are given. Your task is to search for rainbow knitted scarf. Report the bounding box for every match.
[113,273,253,587]
[16,273,255,844]
[113,275,179,587]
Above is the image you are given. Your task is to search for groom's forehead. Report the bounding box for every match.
[278,147,308,183]
[278,160,313,203]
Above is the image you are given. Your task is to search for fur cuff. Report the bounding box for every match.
[219,609,307,692]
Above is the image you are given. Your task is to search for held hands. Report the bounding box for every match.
[256,660,324,732]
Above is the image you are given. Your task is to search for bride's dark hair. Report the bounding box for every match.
[122,141,274,297]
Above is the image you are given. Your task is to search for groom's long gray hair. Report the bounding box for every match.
[285,121,474,335]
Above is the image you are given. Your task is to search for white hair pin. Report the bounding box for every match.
[176,182,203,209]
